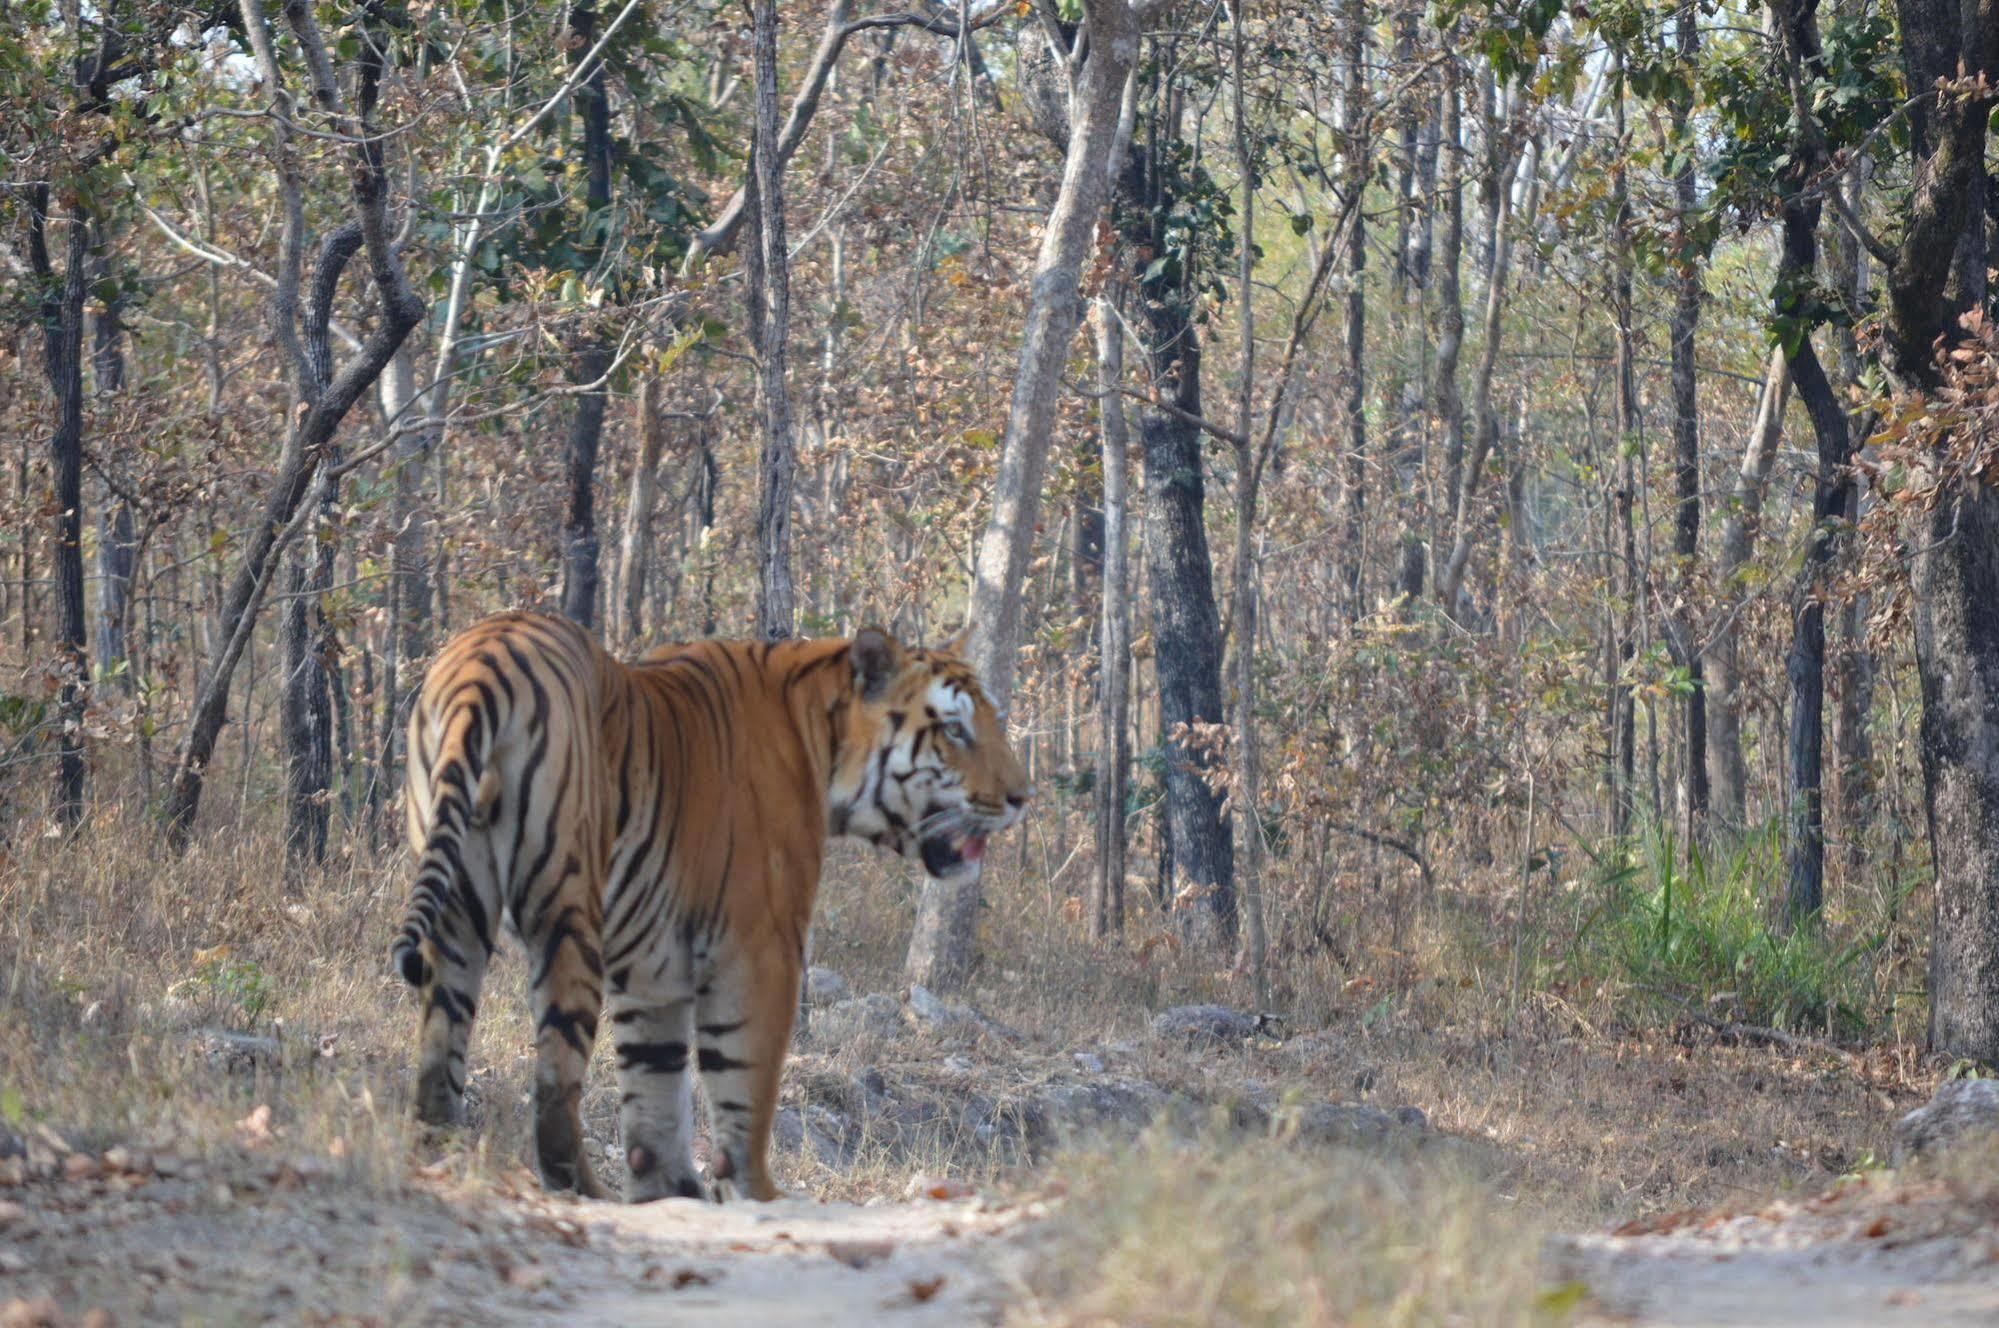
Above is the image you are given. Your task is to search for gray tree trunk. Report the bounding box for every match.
[619,375,665,645]
[1706,348,1790,829]
[1091,296,1131,940]
[1668,7,1707,831]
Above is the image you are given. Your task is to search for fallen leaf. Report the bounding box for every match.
[908,1275,947,1303]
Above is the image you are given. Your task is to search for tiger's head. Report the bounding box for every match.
[830,626,1030,882]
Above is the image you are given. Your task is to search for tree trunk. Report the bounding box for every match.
[1337,4,1367,623]
[961,2,1141,706]
[90,262,134,693]
[1669,8,1707,831]
[1435,130,1520,617]
[1707,348,1790,829]
[1430,61,1465,544]
[282,488,336,869]
[1091,296,1130,940]
[1876,0,1998,1061]
[162,0,425,848]
[1770,0,1856,928]
[28,192,90,827]
[558,0,614,631]
[619,374,665,645]
[746,0,797,644]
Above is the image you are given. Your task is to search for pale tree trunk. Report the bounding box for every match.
[90,259,134,694]
[746,0,797,643]
[1707,347,1789,829]
[910,0,1152,992]
[962,0,1146,705]
[619,374,665,646]
[1091,296,1130,941]
[1876,0,1999,1060]
[372,344,429,830]
[1429,58,1465,556]
[1229,2,1268,1004]
[1435,123,1521,617]
[281,479,336,869]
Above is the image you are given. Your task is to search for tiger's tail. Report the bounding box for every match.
[392,700,502,988]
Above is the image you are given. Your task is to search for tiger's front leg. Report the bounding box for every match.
[695,939,800,1202]
[609,994,708,1201]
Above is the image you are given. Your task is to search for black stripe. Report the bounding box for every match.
[616,1040,689,1074]
[697,1047,751,1073]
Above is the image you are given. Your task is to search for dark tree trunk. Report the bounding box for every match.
[558,0,614,631]
[1876,0,1999,1060]
[163,0,425,848]
[1668,8,1708,830]
[28,190,90,827]
[1770,0,1855,928]
[746,0,797,643]
[1337,7,1367,621]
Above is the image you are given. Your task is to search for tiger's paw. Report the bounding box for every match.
[625,1144,709,1202]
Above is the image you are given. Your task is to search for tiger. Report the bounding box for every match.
[391,610,1030,1202]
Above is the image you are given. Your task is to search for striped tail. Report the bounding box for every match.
[391,702,501,988]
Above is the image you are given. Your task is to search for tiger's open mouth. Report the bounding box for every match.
[919,829,988,878]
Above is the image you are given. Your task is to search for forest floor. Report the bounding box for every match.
[3,823,1995,1324]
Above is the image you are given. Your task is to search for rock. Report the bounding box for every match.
[812,994,905,1045]
[804,967,851,1007]
[1072,1051,1106,1074]
[1275,1101,1428,1149]
[905,986,1024,1043]
[187,1028,283,1074]
[1025,1078,1171,1146]
[772,1105,853,1164]
[1152,1005,1261,1045]
[1893,1078,1999,1161]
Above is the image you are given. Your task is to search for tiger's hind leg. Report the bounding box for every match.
[411,875,494,1129]
[695,941,800,1202]
[609,994,707,1201]
[525,893,611,1199]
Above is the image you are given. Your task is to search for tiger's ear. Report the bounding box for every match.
[936,621,974,658]
[850,627,903,701]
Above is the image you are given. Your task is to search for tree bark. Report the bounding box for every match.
[1770,0,1855,928]
[1435,127,1520,617]
[1707,347,1790,829]
[746,0,797,643]
[558,0,614,631]
[27,192,90,826]
[1336,3,1367,623]
[1668,7,1707,831]
[1875,0,1999,1061]
[1430,60,1465,544]
[1124,87,1235,947]
[618,374,665,645]
[162,0,425,848]
[1091,296,1130,941]
[962,0,1144,706]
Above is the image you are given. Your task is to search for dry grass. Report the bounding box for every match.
[1012,1129,1566,1328]
[0,775,1952,1325]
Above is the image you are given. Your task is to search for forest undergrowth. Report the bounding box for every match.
[0,764,1954,1324]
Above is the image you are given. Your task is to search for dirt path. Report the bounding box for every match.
[575,1193,1036,1326]
[0,1148,1039,1327]
[1554,1193,1999,1327]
